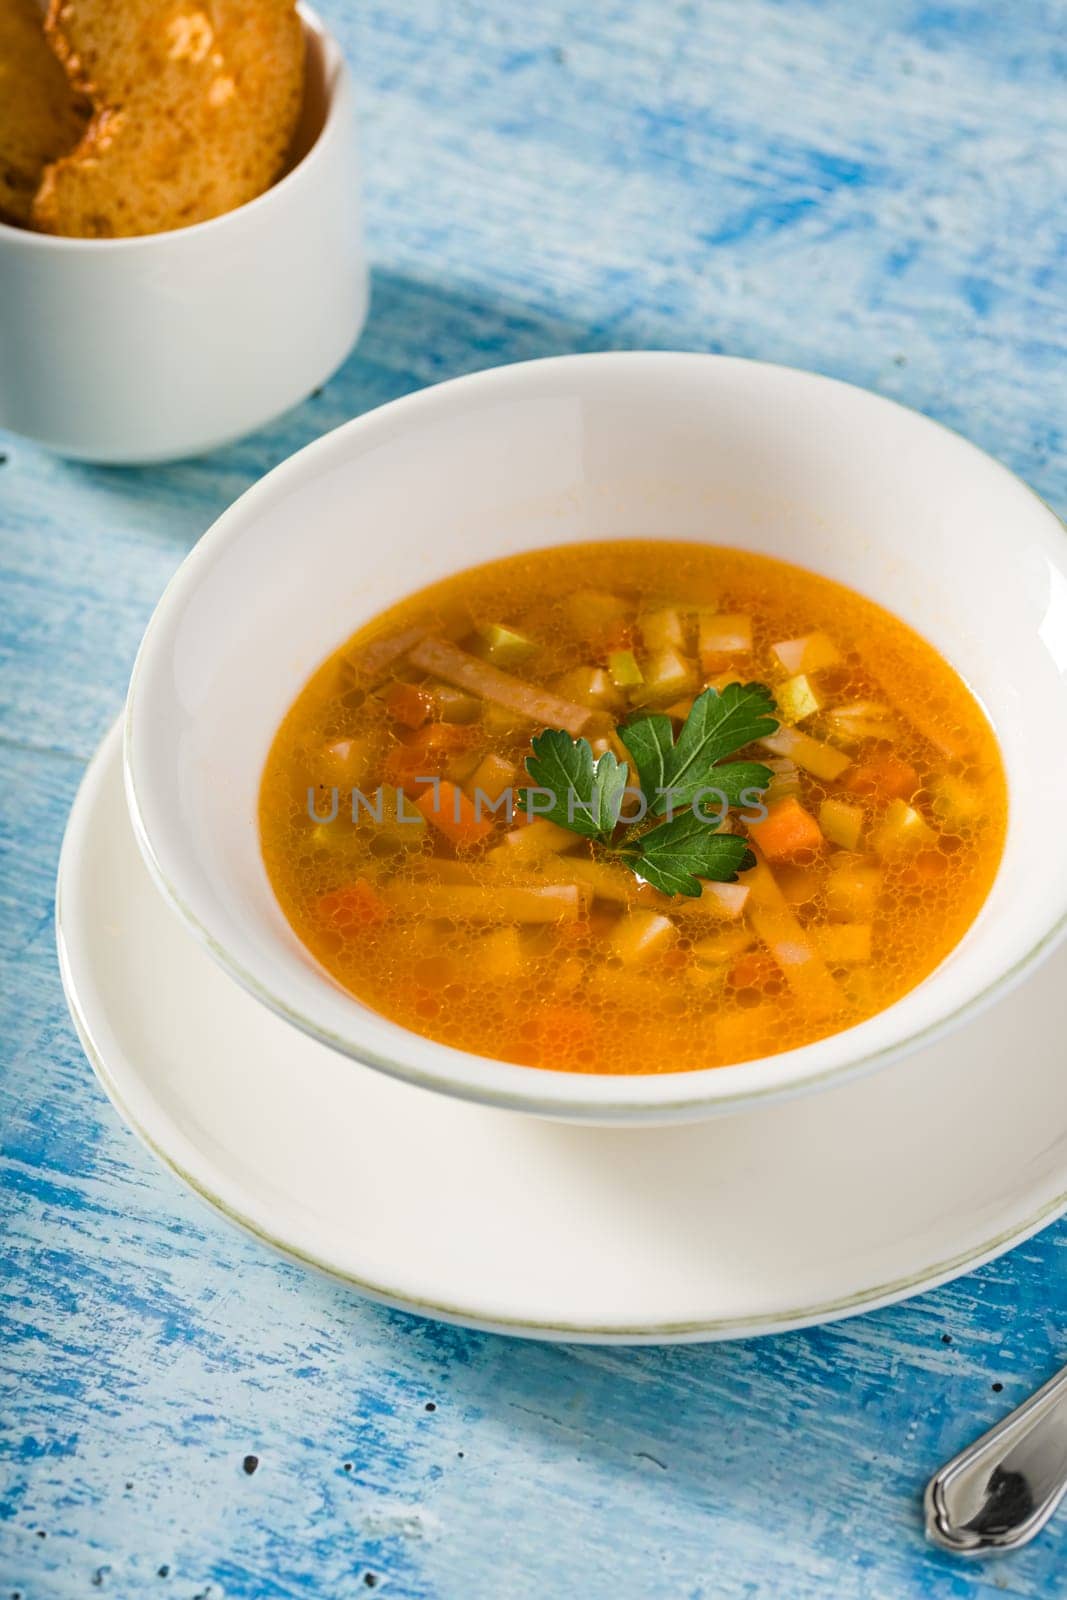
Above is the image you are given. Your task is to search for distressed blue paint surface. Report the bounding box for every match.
[2,0,1066,1594]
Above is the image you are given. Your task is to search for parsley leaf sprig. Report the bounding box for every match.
[519,682,778,898]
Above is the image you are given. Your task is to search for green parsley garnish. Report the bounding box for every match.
[519,682,779,898]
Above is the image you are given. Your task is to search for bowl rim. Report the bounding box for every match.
[124,350,1067,1120]
[0,2,346,253]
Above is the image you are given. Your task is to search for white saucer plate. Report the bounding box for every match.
[57,725,1067,1343]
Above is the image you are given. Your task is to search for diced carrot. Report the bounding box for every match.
[415,780,496,847]
[383,681,433,730]
[747,796,824,862]
[317,878,389,929]
[845,756,918,802]
[383,724,480,792]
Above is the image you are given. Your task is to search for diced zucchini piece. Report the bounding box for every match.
[475,623,537,665]
[428,683,482,723]
[698,612,752,665]
[870,799,937,858]
[608,648,645,689]
[483,702,526,736]
[553,665,623,710]
[639,607,687,653]
[825,857,881,921]
[692,928,755,965]
[641,648,698,702]
[771,632,842,675]
[467,752,517,804]
[819,797,864,851]
[930,775,984,827]
[775,674,822,723]
[504,819,583,857]
[761,726,851,781]
[816,923,872,964]
[477,926,525,980]
[608,909,676,964]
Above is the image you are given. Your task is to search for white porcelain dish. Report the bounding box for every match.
[61,724,1067,1340]
[0,6,367,463]
[124,352,1067,1124]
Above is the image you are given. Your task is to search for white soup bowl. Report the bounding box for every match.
[124,353,1067,1123]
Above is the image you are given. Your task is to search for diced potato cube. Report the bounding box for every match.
[816,923,872,964]
[608,649,644,689]
[475,623,536,665]
[564,590,629,633]
[639,607,687,653]
[699,612,752,665]
[819,798,864,851]
[930,775,984,827]
[477,926,525,980]
[641,648,698,702]
[870,799,937,858]
[692,929,756,965]
[609,909,676,964]
[467,752,517,805]
[826,858,882,921]
[554,665,623,710]
[504,818,583,857]
[771,632,842,675]
[775,674,822,723]
[319,736,376,788]
[761,726,851,781]
[692,881,750,918]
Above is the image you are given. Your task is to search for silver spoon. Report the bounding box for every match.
[925,1363,1067,1554]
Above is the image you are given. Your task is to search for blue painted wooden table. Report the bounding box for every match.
[3,2,1065,1594]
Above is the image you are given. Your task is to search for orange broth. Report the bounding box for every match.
[259,542,1007,1074]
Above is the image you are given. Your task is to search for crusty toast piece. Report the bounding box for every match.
[0,0,89,226]
[33,0,305,237]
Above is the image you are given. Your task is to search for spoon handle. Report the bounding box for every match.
[925,1363,1067,1554]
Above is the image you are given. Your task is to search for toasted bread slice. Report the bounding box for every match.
[33,0,305,237]
[0,0,89,225]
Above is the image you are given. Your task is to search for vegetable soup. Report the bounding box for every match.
[260,542,1006,1074]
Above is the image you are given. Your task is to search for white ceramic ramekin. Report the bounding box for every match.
[124,353,1067,1124]
[0,5,366,463]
